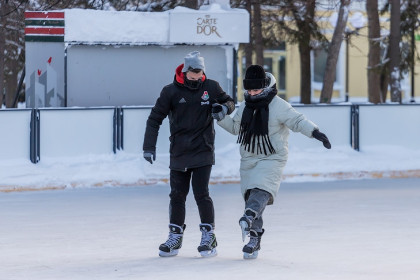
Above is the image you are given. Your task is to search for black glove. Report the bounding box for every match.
[143,150,156,164]
[211,103,228,121]
[312,129,331,149]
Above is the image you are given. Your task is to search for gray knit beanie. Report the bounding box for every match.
[181,51,205,73]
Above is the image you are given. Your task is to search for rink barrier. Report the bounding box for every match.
[30,109,40,163]
[1,103,420,163]
[357,103,420,151]
[0,109,32,161]
[287,104,352,150]
[351,105,360,151]
[36,107,116,161]
[113,107,124,152]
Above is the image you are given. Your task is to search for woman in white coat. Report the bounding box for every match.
[211,65,331,259]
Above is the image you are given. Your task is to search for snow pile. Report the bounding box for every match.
[1,143,420,191]
[65,9,169,44]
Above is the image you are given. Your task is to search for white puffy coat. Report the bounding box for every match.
[217,74,318,203]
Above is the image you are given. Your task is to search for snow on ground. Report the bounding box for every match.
[1,143,420,191]
[1,178,419,280]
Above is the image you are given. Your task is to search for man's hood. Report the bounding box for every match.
[175,64,206,85]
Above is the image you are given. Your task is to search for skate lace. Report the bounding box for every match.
[247,236,259,248]
[200,229,214,246]
[164,233,182,247]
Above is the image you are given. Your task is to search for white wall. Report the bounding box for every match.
[123,108,171,154]
[122,105,351,155]
[359,105,420,150]
[0,110,32,160]
[3,104,420,162]
[122,107,237,155]
[39,108,115,158]
[288,105,351,149]
[66,45,232,107]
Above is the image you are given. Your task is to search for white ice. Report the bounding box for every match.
[1,178,419,280]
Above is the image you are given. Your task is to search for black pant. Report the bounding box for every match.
[169,165,214,227]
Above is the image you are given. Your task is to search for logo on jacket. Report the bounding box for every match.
[201,91,209,101]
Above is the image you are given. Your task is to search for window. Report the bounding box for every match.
[263,57,273,73]
[278,56,286,91]
[313,48,336,83]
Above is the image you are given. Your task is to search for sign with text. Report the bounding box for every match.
[169,10,249,44]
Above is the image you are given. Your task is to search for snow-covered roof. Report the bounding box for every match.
[65,9,169,44]
[61,4,249,45]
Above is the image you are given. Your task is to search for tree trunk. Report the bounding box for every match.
[244,0,253,68]
[298,1,316,104]
[366,0,382,104]
[5,58,17,108]
[0,3,6,108]
[183,0,199,9]
[299,41,312,104]
[389,0,401,103]
[253,2,264,66]
[320,0,350,103]
[379,48,389,102]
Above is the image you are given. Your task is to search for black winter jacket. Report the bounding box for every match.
[143,64,235,171]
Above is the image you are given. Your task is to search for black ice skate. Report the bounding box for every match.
[239,209,256,241]
[159,224,186,257]
[197,223,217,257]
[243,229,264,259]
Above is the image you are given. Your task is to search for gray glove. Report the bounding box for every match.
[143,150,156,164]
[211,103,228,121]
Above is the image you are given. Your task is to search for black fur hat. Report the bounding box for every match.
[243,65,267,90]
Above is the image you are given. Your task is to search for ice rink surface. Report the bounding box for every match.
[1,178,419,280]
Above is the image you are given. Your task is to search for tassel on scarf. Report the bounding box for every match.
[237,87,277,155]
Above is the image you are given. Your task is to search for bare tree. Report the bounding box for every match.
[231,0,264,69]
[366,0,382,104]
[181,0,199,10]
[399,0,420,102]
[379,43,389,103]
[0,0,27,108]
[0,2,6,108]
[243,0,253,68]
[110,0,205,11]
[389,0,401,102]
[253,1,263,66]
[270,0,327,104]
[378,0,420,103]
[319,0,350,103]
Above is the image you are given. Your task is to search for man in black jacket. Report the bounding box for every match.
[143,51,235,258]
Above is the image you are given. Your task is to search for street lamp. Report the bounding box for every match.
[344,12,366,102]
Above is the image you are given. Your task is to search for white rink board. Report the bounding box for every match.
[122,107,237,155]
[359,105,420,150]
[5,104,420,162]
[39,108,115,158]
[287,105,351,150]
[123,108,171,155]
[0,110,32,160]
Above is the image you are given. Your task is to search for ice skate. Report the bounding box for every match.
[239,217,250,242]
[159,224,185,257]
[243,229,264,259]
[239,209,255,241]
[197,223,217,257]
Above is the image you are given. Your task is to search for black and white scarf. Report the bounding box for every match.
[237,87,277,155]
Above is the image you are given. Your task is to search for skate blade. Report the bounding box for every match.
[159,249,179,257]
[199,248,217,258]
[239,220,249,242]
[243,250,258,259]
